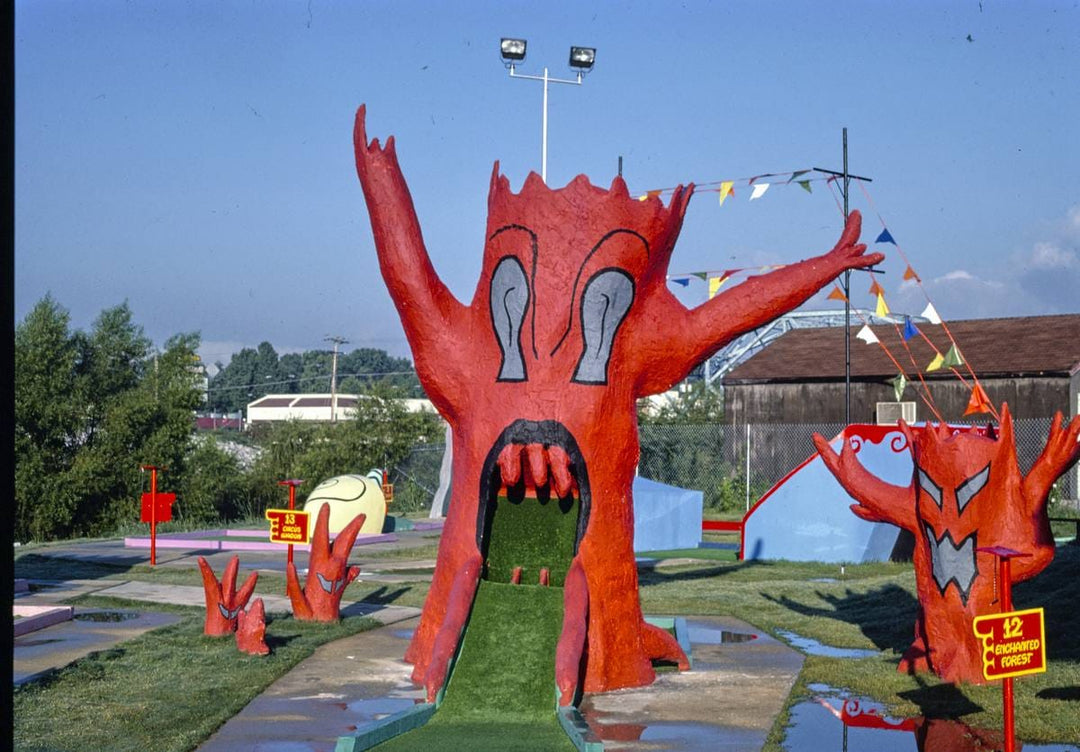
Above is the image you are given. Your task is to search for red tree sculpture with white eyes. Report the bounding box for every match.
[354,106,883,697]
[814,406,1080,684]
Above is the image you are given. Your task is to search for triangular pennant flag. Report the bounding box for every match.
[798,180,812,194]
[902,316,919,341]
[708,276,725,299]
[941,344,963,368]
[669,277,690,287]
[926,353,945,372]
[963,384,993,416]
[903,265,919,281]
[890,373,908,402]
[691,271,708,281]
[875,294,890,317]
[827,285,847,302]
[875,228,897,245]
[787,170,810,183]
[750,183,770,201]
[718,182,734,206]
[638,190,662,202]
[856,325,879,345]
[921,302,942,325]
[868,279,885,296]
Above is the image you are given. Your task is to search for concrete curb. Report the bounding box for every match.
[13,605,75,637]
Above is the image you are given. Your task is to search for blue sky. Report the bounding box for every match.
[15,1,1079,368]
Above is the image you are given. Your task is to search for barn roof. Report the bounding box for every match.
[723,313,1080,384]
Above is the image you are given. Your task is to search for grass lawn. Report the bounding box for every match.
[13,610,381,752]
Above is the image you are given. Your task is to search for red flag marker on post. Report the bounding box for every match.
[274,480,306,567]
[973,546,1042,752]
[140,465,175,566]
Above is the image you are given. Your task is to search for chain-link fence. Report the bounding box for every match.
[394,418,1078,516]
[388,442,446,514]
[639,418,1078,515]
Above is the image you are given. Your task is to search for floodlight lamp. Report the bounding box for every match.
[501,38,527,63]
[568,46,596,70]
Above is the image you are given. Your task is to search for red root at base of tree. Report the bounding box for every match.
[236,597,270,656]
[198,554,258,637]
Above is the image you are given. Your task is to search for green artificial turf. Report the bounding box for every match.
[484,490,579,587]
[373,581,574,751]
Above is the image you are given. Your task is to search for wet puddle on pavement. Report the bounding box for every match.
[784,684,1079,751]
[685,624,758,645]
[775,629,878,658]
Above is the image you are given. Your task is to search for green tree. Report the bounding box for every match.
[14,295,83,540]
[15,296,204,540]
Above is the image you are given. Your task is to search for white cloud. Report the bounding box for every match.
[1027,241,1078,270]
[932,269,1004,289]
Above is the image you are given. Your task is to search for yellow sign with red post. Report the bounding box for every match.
[266,509,310,545]
[973,607,1047,681]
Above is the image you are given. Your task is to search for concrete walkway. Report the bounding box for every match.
[195,615,802,752]
[15,538,804,751]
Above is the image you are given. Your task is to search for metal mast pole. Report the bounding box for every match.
[324,335,348,423]
[843,128,851,426]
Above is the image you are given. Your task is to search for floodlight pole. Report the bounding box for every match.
[508,64,584,183]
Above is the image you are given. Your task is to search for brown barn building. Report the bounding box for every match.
[722,313,1080,426]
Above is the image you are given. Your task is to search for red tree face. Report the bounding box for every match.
[909,420,1024,606]
[476,171,690,392]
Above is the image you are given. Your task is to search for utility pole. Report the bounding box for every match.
[324,335,349,423]
[814,129,877,426]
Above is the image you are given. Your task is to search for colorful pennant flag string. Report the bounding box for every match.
[890,373,908,402]
[636,168,846,203]
[855,180,999,421]
[718,182,735,206]
[941,344,964,369]
[856,325,879,345]
[875,294,890,318]
[902,316,919,342]
[827,285,847,302]
[921,302,942,325]
[964,384,994,416]
[875,228,897,245]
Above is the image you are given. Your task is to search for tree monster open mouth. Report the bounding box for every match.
[924,523,977,605]
[475,420,591,587]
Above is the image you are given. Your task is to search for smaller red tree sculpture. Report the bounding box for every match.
[286,505,366,621]
[198,555,258,637]
[814,405,1080,684]
[236,598,270,656]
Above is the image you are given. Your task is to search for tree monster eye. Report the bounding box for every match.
[918,467,943,509]
[489,256,530,382]
[955,463,990,515]
[572,268,634,385]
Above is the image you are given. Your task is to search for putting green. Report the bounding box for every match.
[372,580,574,751]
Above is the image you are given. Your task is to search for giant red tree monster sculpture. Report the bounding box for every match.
[814,406,1080,684]
[353,106,883,694]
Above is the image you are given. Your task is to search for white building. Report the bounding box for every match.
[246,394,436,424]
